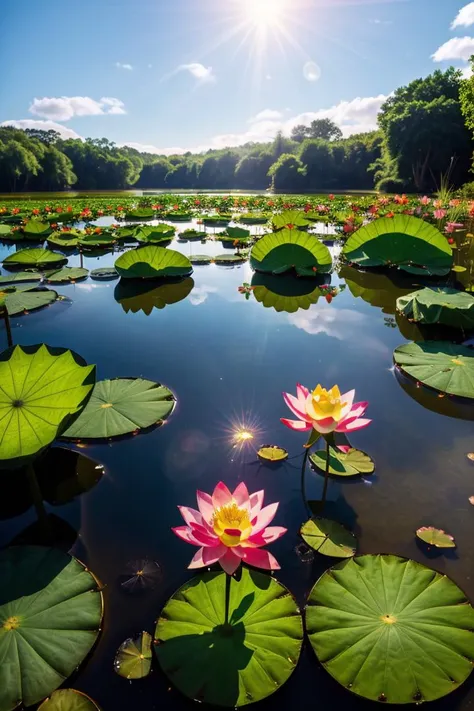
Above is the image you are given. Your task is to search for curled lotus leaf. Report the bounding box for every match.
[114,246,193,279]
[272,210,311,231]
[22,220,52,237]
[397,287,474,330]
[250,228,332,276]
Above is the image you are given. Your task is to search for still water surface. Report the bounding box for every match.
[0,220,473,711]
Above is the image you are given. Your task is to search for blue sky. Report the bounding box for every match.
[1,0,474,154]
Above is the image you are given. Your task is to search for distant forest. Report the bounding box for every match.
[2,66,474,194]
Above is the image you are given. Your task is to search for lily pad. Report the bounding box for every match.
[62,377,175,440]
[0,344,95,465]
[47,233,80,249]
[3,248,67,269]
[224,226,251,239]
[90,267,119,280]
[23,220,52,237]
[0,285,58,316]
[113,226,136,241]
[45,267,89,284]
[115,246,193,279]
[257,445,289,462]
[0,271,41,284]
[310,447,375,478]
[0,224,13,238]
[190,254,212,265]
[416,527,456,548]
[114,631,153,679]
[300,518,356,558]
[0,546,103,711]
[393,341,474,398]
[115,277,194,314]
[397,287,474,330]
[135,225,176,243]
[306,554,474,704]
[272,210,311,231]
[213,254,246,264]
[124,207,155,220]
[250,228,332,276]
[38,689,101,711]
[155,568,303,707]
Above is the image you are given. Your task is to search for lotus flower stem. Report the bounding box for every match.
[3,310,13,347]
[300,449,310,516]
[321,439,331,508]
[26,464,50,536]
[225,573,231,625]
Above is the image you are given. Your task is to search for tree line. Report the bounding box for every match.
[1,65,474,193]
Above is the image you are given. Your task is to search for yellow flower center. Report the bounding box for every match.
[306,384,347,422]
[213,502,252,547]
[381,614,397,625]
[3,616,21,631]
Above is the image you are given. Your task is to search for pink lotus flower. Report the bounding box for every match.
[419,196,431,206]
[445,222,464,234]
[434,209,447,220]
[173,482,286,575]
[281,384,371,435]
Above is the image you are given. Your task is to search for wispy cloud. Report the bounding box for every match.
[28,96,126,121]
[248,110,283,123]
[120,141,187,156]
[451,3,474,29]
[432,36,474,62]
[369,18,392,25]
[177,63,215,83]
[115,62,133,70]
[0,119,83,139]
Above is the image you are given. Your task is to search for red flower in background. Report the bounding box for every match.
[329,194,335,201]
[45,206,51,212]
[32,209,40,216]
[11,208,20,214]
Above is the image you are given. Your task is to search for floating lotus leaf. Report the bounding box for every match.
[0,224,12,237]
[310,447,375,478]
[397,287,474,330]
[135,225,176,243]
[155,568,303,707]
[45,267,89,284]
[213,254,246,264]
[393,341,474,398]
[307,554,474,703]
[395,367,474,421]
[179,229,203,241]
[416,527,456,548]
[124,207,155,220]
[0,285,58,316]
[78,234,116,249]
[163,211,191,221]
[272,210,311,231]
[257,445,288,462]
[90,267,119,280]
[45,213,76,224]
[343,216,453,276]
[114,631,153,679]
[23,220,52,237]
[115,277,194,314]
[224,226,251,239]
[250,229,332,276]
[190,254,212,265]
[0,546,103,711]
[0,344,95,465]
[114,226,136,241]
[114,246,193,279]
[300,518,356,558]
[340,265,420,315]
[62,377,175,440]
[203,215,231,226]
[3,248,67,269]
[38,689,101,711]
[47,231,82,249]
[0,271,41,285]
[251,272,327,313]
[237,214,268,225]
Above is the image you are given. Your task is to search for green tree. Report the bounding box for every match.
[268,154,306,191]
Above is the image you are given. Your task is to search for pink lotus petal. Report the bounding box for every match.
[235,547,281,570]
[337,418,372,433]
[252,503,278,534]
[296,383,310,401]
[212,482,233,509]
[249,490,264,518]
[178,506,205,529]
[190,521,216,539]
[233,482,250,509]
[337,445,351,454]
[281,417,312,431]
[188,544,227,569]
[312,417,337,434]
[196,490,214,525]
[218,548,241,575]
[283,391,310,421]
[346,402,368,420]
[172,525,218,547]
[339,389,355,418]
[247,526,287,546]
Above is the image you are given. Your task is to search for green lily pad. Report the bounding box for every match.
[0,546,103,711]
[310,447,375,478]
[115,277,194,314]
[300,517,356,558]
[124,207,155,220]
[224,226,251,239]
[0,224,12,238]
[0,285,58,316]
[272,210,311,231]
[47,233,80,249]
[0,344,95,466]
[306,554,474,703]
[38,689,101,711]
[250,229,332,276]
[393,341,474,398]
[135,225,176,243]
[257,445,288,462]
[0,271,42,284]
[179,229,203,241]
[3,248,67,269]
[155,568,303,707]
[213,254,246,264]
[23,220,52,237]
[397,287,474,330]
[190,254,212,265]
[113,227,136,241]
[114,631,153,679]
[90,267,119,280]
[62,377,175,440]
[115,246,193,279]
[45,268,89,284]
[416,527,456,548]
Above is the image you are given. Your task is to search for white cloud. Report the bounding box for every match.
[28,96,126,121]
[248,109,283,122]
[462,63,474,78]
[0,119,83,140]
[303,61,321,82]
[178,63,215,83]
[189,285,219,306]
[120,141,187,156]
[451,3,474,29]
[369,18,392,25]
[116,62,133,70]
[432,36,474,62]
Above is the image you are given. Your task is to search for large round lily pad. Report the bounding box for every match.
[397,287,474,330]
[272,210,311,231]
[0,546,103,711]
[0,344,96,465]
[393,341,474,399]
[62,377,175,440]
[250,228,332,276]
[0,271,42,285]
[155,568,303,707]
[310,447,375,478]
[22,221,52,238]
[300,517,356,558]
[0,285,58,316]
[45,268,88,284]
[38,689,101,711]
[135,225,176,243]
[306,554,474,704]
[114,246,193,279]
[3,248,67,269]
[114,631,153,679]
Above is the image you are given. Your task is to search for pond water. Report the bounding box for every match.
[1,219,474,711]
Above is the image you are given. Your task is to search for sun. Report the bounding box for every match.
[243,0,288,29]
